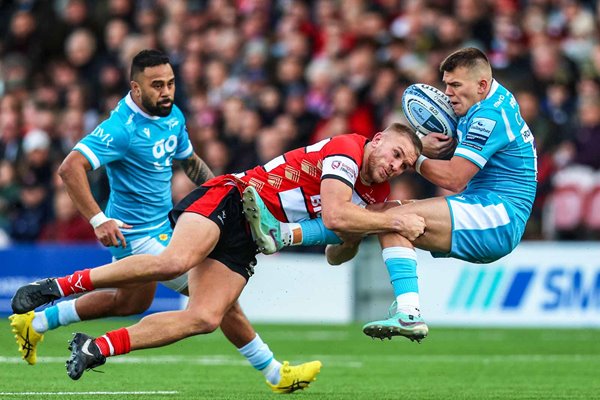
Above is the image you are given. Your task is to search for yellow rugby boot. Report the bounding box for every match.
[267,360,322,394]
[9,311,44,365]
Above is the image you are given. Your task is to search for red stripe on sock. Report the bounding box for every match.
[95,328,131,357]
[56,269,94,296]
[95,336,111,357]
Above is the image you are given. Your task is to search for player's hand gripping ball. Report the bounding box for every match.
[402,83,458,137]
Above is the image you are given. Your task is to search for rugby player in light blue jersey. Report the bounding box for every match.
[243,47,537,342]
[9,49,321,392]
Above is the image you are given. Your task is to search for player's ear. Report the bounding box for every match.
[371,132,383,145]
[131,81,141,97]
[478,78,489,94]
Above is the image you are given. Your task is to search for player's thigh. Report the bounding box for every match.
[384,196,452,252]
[160,212,221,271]
[186,257,247,324]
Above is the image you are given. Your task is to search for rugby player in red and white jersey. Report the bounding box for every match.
[11,122,425,380]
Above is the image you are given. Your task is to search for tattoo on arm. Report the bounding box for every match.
[180,154,215,185]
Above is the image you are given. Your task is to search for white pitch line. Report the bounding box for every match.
[2,354,597,367]
[0,391,178,396]
[0,355,363,368]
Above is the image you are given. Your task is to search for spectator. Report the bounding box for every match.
[39,188,96,243]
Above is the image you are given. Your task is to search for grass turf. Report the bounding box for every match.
[1,319,599,399]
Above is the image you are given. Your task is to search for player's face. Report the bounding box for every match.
[442,66,481,117]
[362,132,418,184]
[134,63,176,117]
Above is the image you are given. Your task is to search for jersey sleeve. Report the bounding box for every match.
[454,108,510,169]
[173,108,193,160]
[320,135,363,188]
[73,117,131,170]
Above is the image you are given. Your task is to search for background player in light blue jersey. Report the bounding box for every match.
[9,50,320,392]
[245,47,537,342]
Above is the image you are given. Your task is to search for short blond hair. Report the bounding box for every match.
[383,123,423,155]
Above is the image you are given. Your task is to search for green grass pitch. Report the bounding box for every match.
[1,319,599,399]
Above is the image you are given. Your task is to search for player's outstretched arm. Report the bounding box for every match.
[178,153,215,186]
[320,178,425,239]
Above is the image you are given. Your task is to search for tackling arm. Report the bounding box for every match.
[177,152,215,186]
[319,178,425,241]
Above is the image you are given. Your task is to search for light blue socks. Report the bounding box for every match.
[238,334,282,384]
[382,247,420,314]
[31,299,81,333]
[297,218,342,246]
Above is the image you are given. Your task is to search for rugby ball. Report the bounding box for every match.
[402,83,457,137]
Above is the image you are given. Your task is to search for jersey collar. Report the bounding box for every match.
[125,92,160,120]
[485,79,499,100]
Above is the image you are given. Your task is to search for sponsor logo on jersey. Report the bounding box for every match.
[301,160,319,178]
[166,118,179,130]
[90,126,113,147]
[143,127,151,138]
[267,174,283,189]
[338,163,357,181]
[330,159,357,181]
[284,165,301,183]
[493,95,505,108]
[465,117,496,150]
[360,189,377,205]
[470,118,495,136]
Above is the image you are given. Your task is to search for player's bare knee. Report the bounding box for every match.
[152,254,192,280]
[187,311,222,334]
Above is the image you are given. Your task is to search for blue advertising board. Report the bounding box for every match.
[0,244,184,315]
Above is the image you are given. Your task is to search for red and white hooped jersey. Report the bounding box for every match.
[235,134,390,222]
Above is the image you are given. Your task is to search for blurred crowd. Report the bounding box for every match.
[1,0,600,246]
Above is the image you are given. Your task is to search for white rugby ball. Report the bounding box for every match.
[402,83,457,137]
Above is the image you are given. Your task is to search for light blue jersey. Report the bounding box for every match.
[454,80,537,225]
[435,80,538,263]
[74,93,193,236]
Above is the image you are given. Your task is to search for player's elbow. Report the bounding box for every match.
[442,176,468,193]
[57,157,75,182]
[58,153,87,183]
[321,210,345,231]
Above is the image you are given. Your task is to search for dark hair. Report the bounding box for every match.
[384,122,423,155]
[439,47,490,73]
[130,49,171,81]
